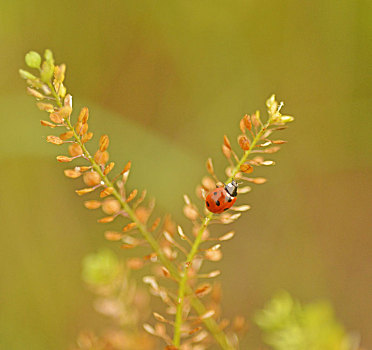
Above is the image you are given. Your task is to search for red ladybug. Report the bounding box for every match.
[205,180,238,214]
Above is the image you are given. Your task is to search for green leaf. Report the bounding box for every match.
[19,69,37,80]
[25,51,41,69]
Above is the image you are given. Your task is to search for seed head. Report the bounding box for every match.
[46,135,63,145]
[68,144,83,157]
[64,169,82,179]
[240,163,253,173]
[75,187,95,196]
[94,150,109,165]
[83,171,101,186]
[97,216,115,223]
[102,199,121,215]
[40,120,56,128]
[59,131,74,140]
[84,200,101,209]
[104,231,123,241]
[56,155,73,162]
[238,135,250,151]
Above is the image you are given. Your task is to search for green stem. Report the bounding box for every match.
[172,121,272,349]
[173,215,212,347]
[49,80,270,350]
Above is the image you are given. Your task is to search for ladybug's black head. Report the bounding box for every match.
[225,180,238,197]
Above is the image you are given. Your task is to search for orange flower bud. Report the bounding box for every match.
[68,144,83,157]
[83,171,101,186]
[99,134,109,152]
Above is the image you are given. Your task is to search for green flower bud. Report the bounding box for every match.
[25,51,41,69]
[280,115,294,123]
[19,69,37,80]
[44,49,54,64]
[82,249,120,285]
[40,61,54,83]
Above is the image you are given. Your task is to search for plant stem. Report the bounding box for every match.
[172,121,272,349]
[51,81,270,350]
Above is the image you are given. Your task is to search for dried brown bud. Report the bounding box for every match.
[56,155,73,162]
[100,187,114,198]
[59,131,74,140]
[205,249,222,261]
[27,87,44,99]
[183,205,199,221]
[243,114,252,130]
[104,231,123,241]
[58,106,72,120]
[150,217,161,232]
[68,144,83,157]
[54,64,66,83]
[83,171,101,186]
[84,200,101,209]
[239,118,246,133]
[49,112,64,124]
[272,139,287,144]
[251,112,261,129]
[206,157,214,175]
[126,189,138,203]
[40,120,56,128]
[81,132,93,143]
[94,150,109,165]
[75,187,95,196]
[135,206,151,224]
[222,144,231,159]
[223,135,231,149]
[97,216,114,223]
[121,161,132,175]
[201,176,215,191]
[238,135,250,151]
[46,135,63,145]
[237,186,251,194]
[102,199,121,215]
[251,177,267,184]
[103,162,115,175]
[127,257,144,269]
[240,163,253,173]
[195,283,212,297]
[99,134,109,152]
[123,222,137,232]
[64,169,82,179]
[264,146,281,154]
[37,102,54,112]
[218,231,235,241]
[80,123,88,135]
[78,107,89,123]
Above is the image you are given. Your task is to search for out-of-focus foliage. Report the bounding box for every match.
[255,291,357,350]
[82,249,120,286]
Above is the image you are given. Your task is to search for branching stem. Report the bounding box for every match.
[172,119,273,349]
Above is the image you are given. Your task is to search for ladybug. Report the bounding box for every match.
[205,180,238,214]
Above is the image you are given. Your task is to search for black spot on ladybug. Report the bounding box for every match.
[214,192,217,195]
[206,201,210,207]
[216,200,220,206]
[228,198,232,202]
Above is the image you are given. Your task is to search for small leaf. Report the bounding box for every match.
[19,69,37,80]
[25,51,41,69]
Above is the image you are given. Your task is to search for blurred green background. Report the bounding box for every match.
[0,1,371,349]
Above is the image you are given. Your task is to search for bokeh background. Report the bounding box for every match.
[0,1,371,349]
